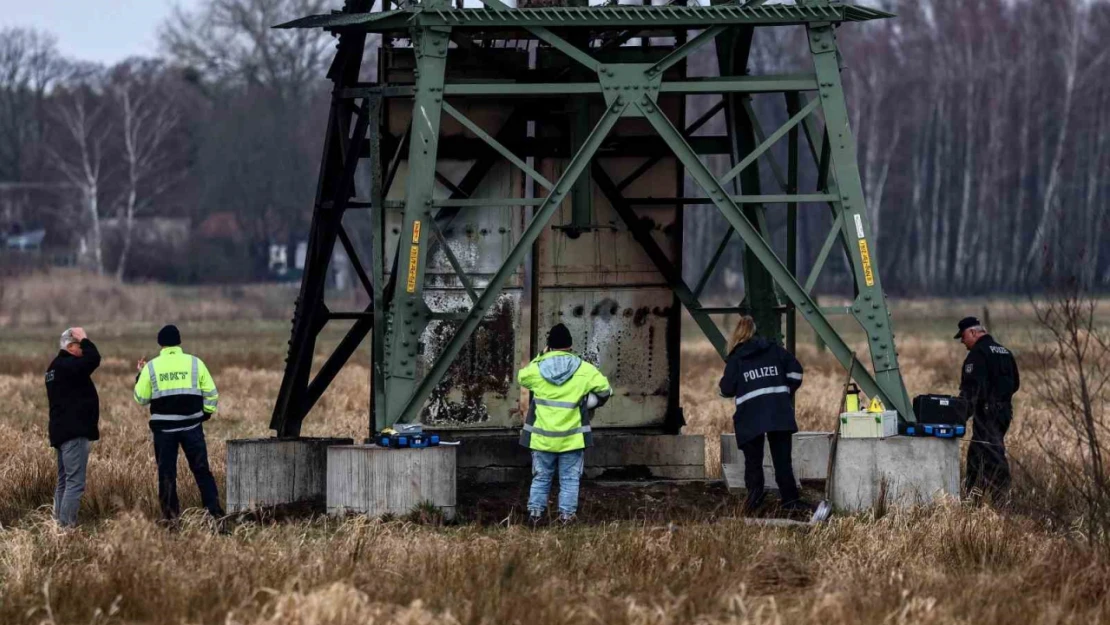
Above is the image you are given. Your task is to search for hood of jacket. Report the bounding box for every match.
[537,351,582,386]
[732,336,774,359]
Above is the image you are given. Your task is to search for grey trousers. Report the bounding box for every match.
[54,438,90,527]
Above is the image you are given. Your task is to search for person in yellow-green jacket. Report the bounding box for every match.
[133,325,224,521]
[518,323,611,525]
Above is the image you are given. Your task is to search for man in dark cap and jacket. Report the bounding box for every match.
[955,316,1020,501]
[133,325,224,520]
[44,327,101,527]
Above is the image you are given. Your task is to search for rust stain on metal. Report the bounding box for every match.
[421,294,516,426]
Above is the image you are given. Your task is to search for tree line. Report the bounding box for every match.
[686,0,1110,295]
[2,0,1107,294]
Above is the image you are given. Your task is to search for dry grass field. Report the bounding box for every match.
[1,275,1108,624]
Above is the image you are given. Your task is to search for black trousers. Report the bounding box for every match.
[153,425,223,519]
[740,431,800,505]
[965,404,1012,499]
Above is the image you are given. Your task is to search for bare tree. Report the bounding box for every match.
[160,0,334,104]
[108,61,185,280]
[1031,280,1110,552]
[48,86,111,275]
[0,28,64,179]
[0,27,65,231]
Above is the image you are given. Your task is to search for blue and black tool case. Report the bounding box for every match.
[377,432,441,448]
[900,394,969,438]
[899,421,966,438]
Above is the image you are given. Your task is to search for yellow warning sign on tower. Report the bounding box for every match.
[858,239,875,287]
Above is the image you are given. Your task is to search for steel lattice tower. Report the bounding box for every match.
[269,0,914,438]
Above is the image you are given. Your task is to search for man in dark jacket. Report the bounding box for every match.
[955,316,1020,501]
[44,327,101,527]
[719,321,806,512]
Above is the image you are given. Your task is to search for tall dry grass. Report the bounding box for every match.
[0,269,369,328]
[1,292,1108,624]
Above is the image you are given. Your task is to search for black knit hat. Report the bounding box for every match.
[158,324,182,347]
[547,323,572,350]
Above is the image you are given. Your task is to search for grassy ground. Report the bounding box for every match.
[1,283,1107,624]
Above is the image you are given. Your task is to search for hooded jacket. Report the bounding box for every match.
[718,337,803,446]
[45,339,102,447]
[517,350,612,452]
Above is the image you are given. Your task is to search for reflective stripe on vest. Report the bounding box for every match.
[523,423,592,437]
[534,397,580,409]
[735,385,791,406]
[151,411,206,422]
[148,356,202,399]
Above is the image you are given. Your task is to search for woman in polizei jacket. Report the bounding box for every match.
[718,315,812,513]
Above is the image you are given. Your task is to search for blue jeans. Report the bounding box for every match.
[153,425,223,520]
[528,449,585,516]
[54,437,90,527]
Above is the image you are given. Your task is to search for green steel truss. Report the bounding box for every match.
[269,0,914,438]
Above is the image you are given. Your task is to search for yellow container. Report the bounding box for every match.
[839,410,898,439]
[845,384,861,412]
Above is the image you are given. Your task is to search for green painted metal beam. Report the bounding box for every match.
[390,100,629,425]
[278,4,894,31]
[647,25,726,77]
[383,20,453,424]
[807,23,912,420]
[720,96,819,186]
[593,163,729,358]
[339,75,818,98]
[441,101,553,190]
[635,95,904,418]
[804,214,843,294]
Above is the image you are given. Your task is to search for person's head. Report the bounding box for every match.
[547,323,572,351]
[59,328,82,357]
[954,316,987,351]
[157,324,182,348]
[728,315,757,353]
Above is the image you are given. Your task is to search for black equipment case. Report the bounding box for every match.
[900,394,970,438]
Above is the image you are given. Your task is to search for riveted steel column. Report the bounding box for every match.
[637,98,911,420]
[785,91,799,355]
[713,20,781,343]
[808,23,912,419]
[270,10,371,437]
[383,15,452,426]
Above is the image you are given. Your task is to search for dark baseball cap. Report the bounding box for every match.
[953,316,980,339]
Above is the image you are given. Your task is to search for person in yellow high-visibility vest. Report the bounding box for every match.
[518,323,611,525]
[133,325,224,521]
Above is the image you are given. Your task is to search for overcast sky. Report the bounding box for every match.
[0,0,202,65]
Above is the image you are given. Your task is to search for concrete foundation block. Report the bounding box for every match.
[720,432,833,491]
[588,434,706,480]
[450,433,705,481]
[226,437,353,513]
[831,436,960,511]
[327,445,457,519]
